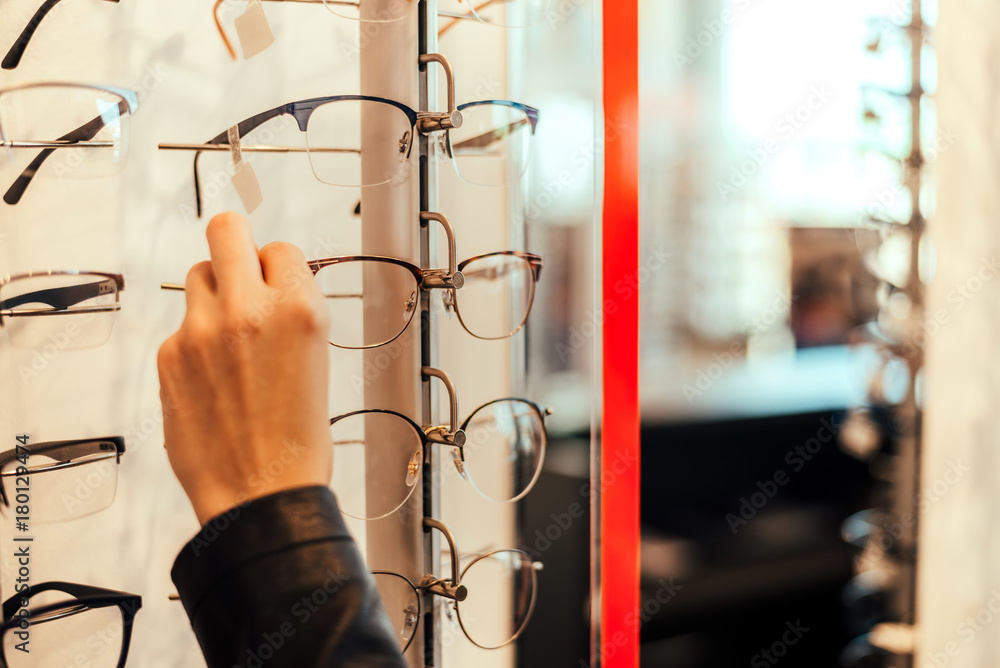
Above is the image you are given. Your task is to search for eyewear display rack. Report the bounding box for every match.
[359,2,465,666]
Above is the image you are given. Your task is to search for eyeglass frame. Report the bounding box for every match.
[372,518,541,652]
[2,0,122,71]
[0,436,125,510]
[328,391,550,518]
[0,581,141,668]
[0,270,125,330]
[211,0,545,60]
[159,95,538,217]
[1,82,140,206]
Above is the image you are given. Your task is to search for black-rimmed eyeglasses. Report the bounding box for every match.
[0,271,125,349]
[0,437,126,523]
[2,0,121,70]
[0,582,141,668]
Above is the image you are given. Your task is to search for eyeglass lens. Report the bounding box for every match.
[456,549,535,648]
[0,274,121,349]
[2,599,125,668]
[371,572,421,653]
[453,254,534,340]
[1,453,120,524]
[448,103,533,186]
[330,412,423,520]
[313,260,419,348]
[0,85,129,178]
[321,0,410,22]
[460,399,544,503]
[305,99,414,188]
[459,0,551,28]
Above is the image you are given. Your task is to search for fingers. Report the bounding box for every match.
[259,241,320,297]
[205,212,262,293]
[184,261,216,313]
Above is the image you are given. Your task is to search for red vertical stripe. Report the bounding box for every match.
[602,1,640,667]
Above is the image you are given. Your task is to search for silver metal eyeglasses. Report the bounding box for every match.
[329,367,550,521]
[0,82,139,205]
[373,518,542,653]
[161,212,543,348]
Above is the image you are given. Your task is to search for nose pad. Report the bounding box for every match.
[402,605,419,641]
[436,133,450,160]
[398,130,412,160]
[406,449,422,487]
[403,291,417,320]
[442,289,456,318]
[445,600,459,630]
[450,448,468,480]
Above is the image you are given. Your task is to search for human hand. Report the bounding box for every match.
[157,213,333,526]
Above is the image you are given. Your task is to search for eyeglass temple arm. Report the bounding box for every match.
[4,97,131,205]
[451,118,531,152]
[421,366,466,447]
[2,0,120,70]
[184,105,298,218]
[0,438,124,472]
[422,518,468,601]
[437,0,513,36]
[0,277,121,312]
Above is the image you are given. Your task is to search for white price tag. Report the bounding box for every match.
[234,0,275,60]
[232,161,264,214]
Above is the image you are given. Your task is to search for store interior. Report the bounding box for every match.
[1,0,997,666]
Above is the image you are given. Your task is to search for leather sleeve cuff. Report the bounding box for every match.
[171,485,352,619]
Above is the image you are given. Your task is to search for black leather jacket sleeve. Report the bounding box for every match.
[171,485,407,668]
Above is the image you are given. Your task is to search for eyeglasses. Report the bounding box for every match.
[373,519,541,652]
[161,215,543,348]
[211,0,550,58]
[0,271,125,349]
[0,83,139,205]
[0,581,141,668]
[158,96,538,217]
[0,437,126,523]
[2,0,122,70]
[329,396,550,521]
